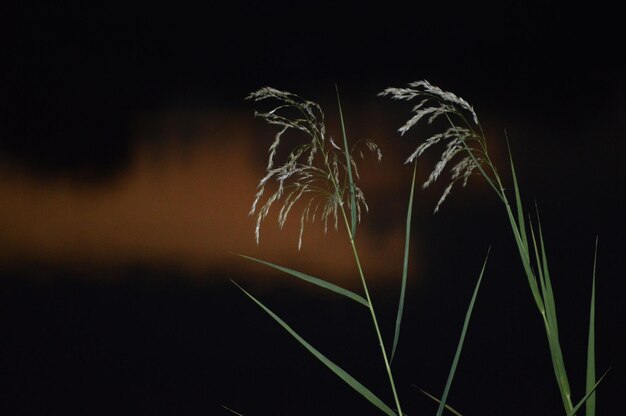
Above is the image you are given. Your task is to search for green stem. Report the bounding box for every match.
[307,96,402,414]
[339,207,403,416]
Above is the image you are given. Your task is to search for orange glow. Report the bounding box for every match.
[0,108,428,285]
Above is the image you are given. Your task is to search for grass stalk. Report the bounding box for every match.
[335,91,403,414]
[339,204,404,416]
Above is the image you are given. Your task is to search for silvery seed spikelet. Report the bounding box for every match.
[380,80,493,212]
[247,87,380,249]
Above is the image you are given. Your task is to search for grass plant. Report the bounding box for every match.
[231,82,607,415]
[381,80,607,415]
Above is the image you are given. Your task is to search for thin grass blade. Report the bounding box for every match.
[506,139,528,254]
[535,212,573,413]
[237,254,368,307]
[412,386,463,416]
[535,209,560,336]
[528,217,550,324]
[529,215,571,411]
[586,237,599,416]
[220,405,244,415]
[391,162,418,363]
[233,281,397,416]
[436,248,490,416]
[502,160,543,312]
[335,85,357,238]
[506,204,544,313]
[567,369,610,416]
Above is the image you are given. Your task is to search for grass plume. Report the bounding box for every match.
[246,87,379,249]
[230,81,608,415]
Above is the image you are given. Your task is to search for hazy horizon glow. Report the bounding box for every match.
[0,108,429,285]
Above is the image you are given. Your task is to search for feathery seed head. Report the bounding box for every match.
[248,87,379,248]
[381,80,489,212]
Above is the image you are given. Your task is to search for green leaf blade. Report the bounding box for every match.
[507,142,528,254]
[233,281,397,416]
[335,85,357,238]
[535,212,573,413]
[391,162,417,363]
[586,238,599,416]
[436,248,490,416]
[237,254,368,307]
[567,369,610,416]
[502,144,546,314]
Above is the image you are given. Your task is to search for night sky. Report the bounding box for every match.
[1,3,625,415]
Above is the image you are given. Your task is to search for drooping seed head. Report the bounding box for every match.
[247,87,380,248]
[380,80,487,212]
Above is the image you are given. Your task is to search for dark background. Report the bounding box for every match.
[1,2,624,415]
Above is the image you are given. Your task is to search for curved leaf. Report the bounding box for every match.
[238,254,368,307]
[233,281,397,416]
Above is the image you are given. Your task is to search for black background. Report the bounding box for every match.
[1,2,624,415]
